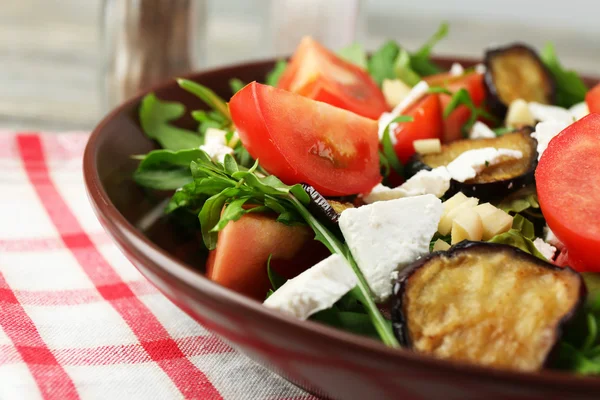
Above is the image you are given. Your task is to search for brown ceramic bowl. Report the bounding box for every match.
[84,57,600,400]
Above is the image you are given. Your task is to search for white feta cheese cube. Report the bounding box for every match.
[204,127,228,146]
[200,142,234,163]
[449,63,465,76]
[544,226,564,250]
[263,254,357,320]
[505,99,535,128]
[531,120,569,160]
[528,102,574,124]
[469,121,496,139]
[362,167,450,204]
[339,195,443,302]
[569,102,589,121]
[446,147,523,182]
[533,238,557,261]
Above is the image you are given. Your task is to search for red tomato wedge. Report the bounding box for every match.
[392,94,443,163]
[206,213,327,300]
[277,37,388,120]
[585,83,600,114]
[230,82,381,196]
[535,113,600,272]
[425,72,486,142]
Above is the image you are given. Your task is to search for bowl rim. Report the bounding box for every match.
[84,56,600,393]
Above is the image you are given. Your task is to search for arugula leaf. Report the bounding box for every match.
[266,60,288,86]
[177,79,231,120]
[368,41,400,86]
[488,214,546,260]
[312,308,380,338]
[409,22,448,76]
[540,43,588,108]
[175,149,399,347]
[379,150,391,179]
[552,273,600,375]
[191,110,230,135]
[496,186,542,219]
[492,127,515,136]
[267,254,287,291]
[133,148,205,190]
[338,43,368,69]
[394,49,422,87]
[139,94,204,150]
[229,78,245,94]
[198,188,239,250]
[443,88,498,135]
[381,115,414,178]
[211,197,250,232]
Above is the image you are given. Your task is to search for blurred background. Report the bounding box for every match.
[1,0,598,132]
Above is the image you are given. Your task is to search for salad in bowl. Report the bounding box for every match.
[131,23,600,376]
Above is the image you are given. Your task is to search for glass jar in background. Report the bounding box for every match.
[99,0,364,112]
[100,0,206,111]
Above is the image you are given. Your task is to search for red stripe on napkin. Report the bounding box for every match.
[0,273,80,400]
[17,133,223,400]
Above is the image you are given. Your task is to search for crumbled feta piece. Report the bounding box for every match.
[544,226,564,250]
[474,63,486,74]
[505,99,535,128]
[569,102,589,121]
[382,79,412,108]
[263,254,357,320]
[449,63,465,76]
[533,238,557,261]
[339,195,443,301]
[399,167,451,198]
[199,142,234,163]
[204,127,228,146]
[379,81,430,143]
[531,120,569,160]
[469,121,496,139]
[363,167,450,204]
[362,183,406,204]
[446,147,523,182]
[528,102,574,124]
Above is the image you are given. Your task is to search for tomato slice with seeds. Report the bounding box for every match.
[392,94,443,163]
[535,113,600,272]
[229,82,381,196]
[277,37,389,120]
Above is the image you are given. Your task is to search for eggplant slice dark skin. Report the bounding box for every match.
[391,241,585,372]
[301,184,353,225]
[484,43,556,117]
[406,128,537,201]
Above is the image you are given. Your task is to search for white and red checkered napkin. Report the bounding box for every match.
[0,132,316,400]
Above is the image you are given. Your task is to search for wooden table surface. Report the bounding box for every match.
[1,0,598,132]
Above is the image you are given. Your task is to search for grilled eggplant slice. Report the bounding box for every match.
[407,129,537,201]
[301,184,353,225]
[484,43,555,117]
[391,241,585,372]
